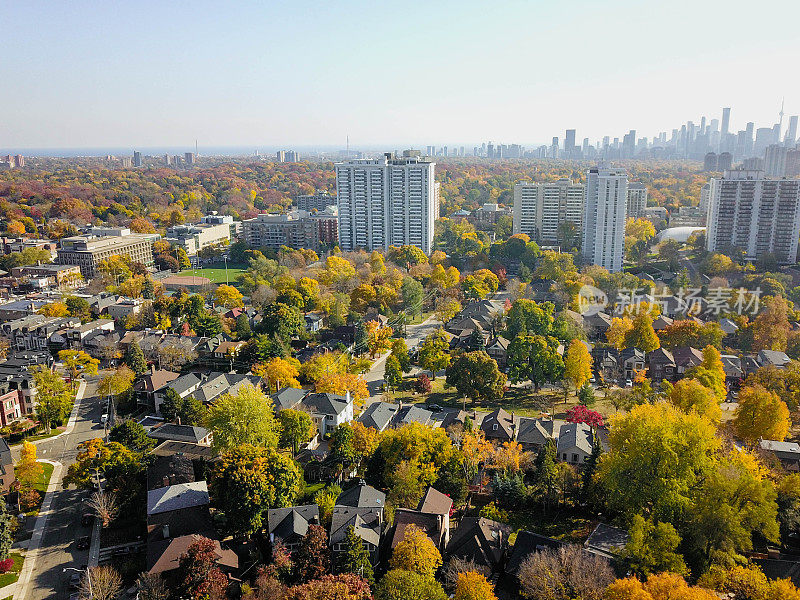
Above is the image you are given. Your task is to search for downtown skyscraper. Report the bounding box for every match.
[335,152,436,254]
[581,166,628,273]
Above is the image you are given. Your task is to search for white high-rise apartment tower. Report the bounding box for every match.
[335,152,436,254]
[706,169,800,264]
[582,166,628,273]
[626,182,648,218]
[513,180,584,245]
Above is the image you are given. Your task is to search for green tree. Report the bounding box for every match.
[329,423,357,467]
[621,514,688,577]
[384,355,404,392]
[401,277,424,318]
[260,302,305,342]
[505,299,554,339]
[33,366,74,431]
[338,525,374,585]
[109,420,156,453]
[205,384,280,451]
[391,338,411,372]
[375,570,447,600]
[235,313,252,340]
[124,339,147,375]
[445,351,506,406]
[418,328,451,380]
[507,334,563,392]
[159,387,206,426]
[209,444,302,536]
[278,409,315,454]
[0,502,13,560]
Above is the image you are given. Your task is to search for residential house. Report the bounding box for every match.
[721,354,744,388]
[481,408,517,442]
[619,348,645,381]
[516,418,562,452]
[0,350,52,415]
[267,505,320,551]
[331,481,385,565]
[394,404,434,428]
[0,387,23,427]
[304,313,325,333]
[592,348,619,384]
[651,314,674,331]
[390,487,453,552]
[647,348,676,382]
[485,335,510,368]
[584,523,630,560]
[151,372,204,414]
[357,402,400,432]
[148,533,238,578]
[147,453,196,491]
[134,369,180,409]
[107,297,143,322]
[673,347,704,377]
[758,350,791,369]
[0,299,49,322]
[271,387,354,437]
[65,319,115,349]
[720,318,739,335]
[148,423,213,446]
[583,312,612,340]
[760,440,800,472]
[505,530,563,576]
[446,517,511,572]
[1,315,80,352]
[556,422,595,466]
[0,438,15,492]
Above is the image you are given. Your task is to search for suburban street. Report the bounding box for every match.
[13,377,105,600]
[363,314,441,401]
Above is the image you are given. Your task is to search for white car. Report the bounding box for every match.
[100,414,108,425]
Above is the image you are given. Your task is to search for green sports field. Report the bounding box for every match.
[178,263,247,285]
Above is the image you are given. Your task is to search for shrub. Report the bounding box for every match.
[415,374,432,394]
[0,558,14,573]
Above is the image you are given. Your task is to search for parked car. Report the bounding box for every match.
[68,573,81,590]
[100,413,108,425]
[426,403,443,412]
[76,536,90,550]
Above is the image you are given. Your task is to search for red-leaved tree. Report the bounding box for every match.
[285,574,371,600]
[178,537,228,600]
[565,405,604,428]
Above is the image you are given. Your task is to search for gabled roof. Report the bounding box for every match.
[720,354,743,378]
[358,402,399,431]
[392,509,442,549]
[584,523,629,559]
[0,438,11,466]
[303,392,350,416]
[651,315,674,330]
[336,480,385,509]
[147,533,238,574]
[272,386,309,411]
[720,318,739,334]
[517,418,561,446]
[267,505,319,541]
[557,422,594,456]
[134,370,180,393]
[481,408,516,439]
[418,487,453,515]
[397,405,433,427]
[446,517,511,567]
[758,350,791,368]
[150,440,216,460]
[486,336,510,351]
[647,347,675,365]
[164,372,204,395]
[620,347,645,362]
[505,530,563,575]
[149,423,210,444]
[673,346,704,368]
[329,507,381,547]
[147,481,209,516]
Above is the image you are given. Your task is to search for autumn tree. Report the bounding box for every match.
[177,536,229,600]
[505,299,555,339]
[389,524,442,578]
[260,356,301,392]
[33,366,74,431]
[606,317,633,351]
[124,339,147,375]
[687,345,727,402]
[564,340,592,393]
[747,363,800,411]
[366,320,393,358]
[213,284,244,308]
[384,355,404,392]
[435,297,462,324]
[517,545,614,600]
[209,444,302,536]
[454,571,497,600]
[732,384,790,444]
[623,312,660,352]
[58,349,99,382]
[205,384,280,451]
[752,295,792,352]
[285,574,372,600]
[667,379,721,422]
[295,523,331,583]
[82,566,123,600]
[16,441,43,492]
[446,351,506,406]
[278,409,315,454]
[418,328,451,379]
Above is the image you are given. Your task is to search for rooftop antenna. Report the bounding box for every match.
[779,98,785,134]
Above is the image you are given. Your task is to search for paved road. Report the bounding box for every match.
[16,377,107,600]
[363,314,441,402]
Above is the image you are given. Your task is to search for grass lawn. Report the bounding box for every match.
[10,430,62,446]
[0,552,25,587]
[300,482,325,502]
[178,262,247,285]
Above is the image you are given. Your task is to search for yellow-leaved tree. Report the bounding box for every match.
[564,339,593,393]
[454,571,497,600]
[732,384,790,444]
[389,524,442,578]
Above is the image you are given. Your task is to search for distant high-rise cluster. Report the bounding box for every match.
[276,150,299,163]
[335,151,436,254]
[3,155,24,168]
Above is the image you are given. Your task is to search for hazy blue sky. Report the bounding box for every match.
[3,0,799,150]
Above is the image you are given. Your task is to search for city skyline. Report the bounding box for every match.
[3,0,800,149]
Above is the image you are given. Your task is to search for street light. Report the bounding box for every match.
[63,566,92,597]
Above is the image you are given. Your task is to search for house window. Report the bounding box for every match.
[492,424,498,431]
[562,453,567,460]
[572,454,578,463]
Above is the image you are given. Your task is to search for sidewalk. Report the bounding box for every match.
[13,459,64,600]
[26,379,87,447]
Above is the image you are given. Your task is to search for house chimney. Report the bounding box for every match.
[150,364,156,375]
[162,524,170,539]
[162,476,169,488]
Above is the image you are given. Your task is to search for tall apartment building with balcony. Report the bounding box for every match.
[335,152,436,254]
[55,234,155,278]
[706,169,800,264]
[626,182,648,218]
[582,166,628,273]
[512,179,584,245]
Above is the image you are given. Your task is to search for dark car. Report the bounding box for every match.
[76,536,90,550]
[68,573,81,590]
[81,514,93,527]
